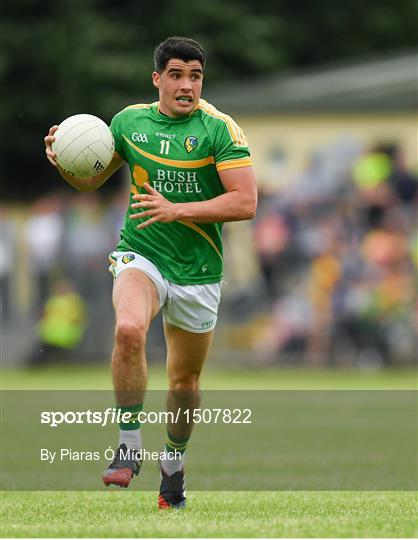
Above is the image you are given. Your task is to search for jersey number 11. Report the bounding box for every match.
[160,140,170,154]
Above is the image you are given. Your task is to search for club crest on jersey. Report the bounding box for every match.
[122,254,135,264]
[184,136,198,153]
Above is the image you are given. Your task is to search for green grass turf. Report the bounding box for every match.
[1,364,416,389]
[1,491,416,538]
[1,366,416,537]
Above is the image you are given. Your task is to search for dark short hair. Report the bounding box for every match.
[154,36,206,72]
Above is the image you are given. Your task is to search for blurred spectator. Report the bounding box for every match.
[253,190,291,298]
[28,279,86,366]
[24,194,64,313]
[62,192,115,359]
[102,188,130,247]
[389,146,418,205]
[256,279,312,360]
[63,192,111,294]
[0,206,16,323]
[352,147,394,209]
[306,250,342,365]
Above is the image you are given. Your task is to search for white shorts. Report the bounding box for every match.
[109,251,222,333]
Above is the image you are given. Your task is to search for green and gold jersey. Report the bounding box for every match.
[110,99,252,285]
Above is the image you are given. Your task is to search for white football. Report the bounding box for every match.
[52,114,115,177]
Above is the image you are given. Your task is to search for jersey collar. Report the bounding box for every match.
[152,102,199,123]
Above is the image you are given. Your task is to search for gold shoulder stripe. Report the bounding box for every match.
[198,99,248,147]
[216,157,253,171]
[198,100,241,143]
[122,135,214,168]
[123,103,152,110]
[178,220,223,261]
[113,103,151,121]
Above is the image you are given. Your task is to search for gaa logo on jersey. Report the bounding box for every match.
[122,254,135,264]
[184,136,198,153]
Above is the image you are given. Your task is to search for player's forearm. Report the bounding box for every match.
[56,166,106,192]
[175,190,257,223]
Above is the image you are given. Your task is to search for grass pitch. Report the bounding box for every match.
[2,363,416,390]
[1,491,416,538]
[1,365,416,538]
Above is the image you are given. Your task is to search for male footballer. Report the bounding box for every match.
[44,36,257,509]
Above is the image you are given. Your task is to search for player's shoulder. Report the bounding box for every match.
[196,99,247,146]
[113,102,158,121]
[196,99,236,125]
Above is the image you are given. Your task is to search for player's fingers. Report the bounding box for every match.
[129,212,144,220]
[45,126,59,144]
[130,209,155,220]
[137,216,158,229]
[130,201,155,209]
[132,194,153,201]
[132,195,154,204]
[143,182,158,195]
[46,154,58,166]
[44,126,59,149]
[44,135,54,148]
[45,146,57,159]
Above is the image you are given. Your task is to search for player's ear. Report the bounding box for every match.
[152,71,160,89]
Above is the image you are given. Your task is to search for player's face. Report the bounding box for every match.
[152,59,203,117]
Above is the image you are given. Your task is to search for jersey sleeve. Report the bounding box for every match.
[213,117,252,173]
[109,111,127,161]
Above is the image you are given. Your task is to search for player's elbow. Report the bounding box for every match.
[75,174,106,192]
[242,195,257,220]
[247,200,257,219]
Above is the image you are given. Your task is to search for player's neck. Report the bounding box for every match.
[158,104,187,119]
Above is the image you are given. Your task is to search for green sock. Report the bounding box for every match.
[117,403,143,431]
[165,430,189,455]
[162,430,188,474]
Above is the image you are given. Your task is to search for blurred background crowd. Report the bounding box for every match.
[1,0,417,369]
[232,142,417,367]
[2,138,416,368]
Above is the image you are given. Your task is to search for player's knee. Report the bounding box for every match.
[169,373,200,393]
[115,320,147,351]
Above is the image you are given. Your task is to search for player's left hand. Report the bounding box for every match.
[130,183,179,229]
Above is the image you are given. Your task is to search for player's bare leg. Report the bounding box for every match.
[158,323,214,508]
[103,268,160,488]
[112,268,159,405]
[165,323,213,440]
